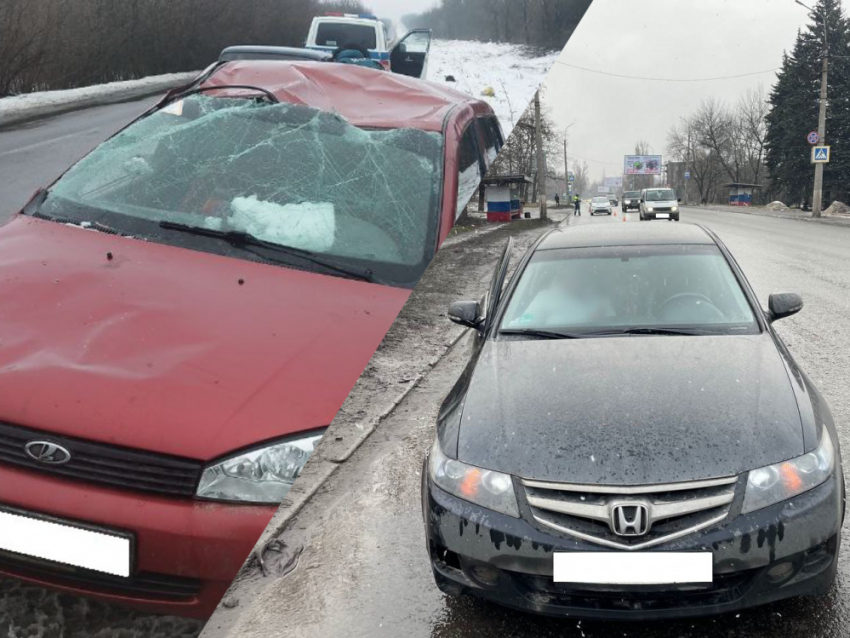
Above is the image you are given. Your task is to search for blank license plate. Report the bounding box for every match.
[0,508,132,577]
[554,552,712,585]
[655,213,670,218]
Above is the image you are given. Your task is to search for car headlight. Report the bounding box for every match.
[742,428,835,514]
[428,439,519,517]
[197,431,324,503]
[671,205,679,212]
[646,206,654,212]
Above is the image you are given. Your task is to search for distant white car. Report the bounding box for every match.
[590,196,613,216]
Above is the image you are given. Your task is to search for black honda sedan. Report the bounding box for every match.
[422,223,844,620]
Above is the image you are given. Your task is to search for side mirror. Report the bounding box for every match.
[768,292,803,322]
[677,198,682,203]
[448,300,482,330]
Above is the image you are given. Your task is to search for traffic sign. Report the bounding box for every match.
[812,145,831,163]
[568,172,575,182]
[684,171,691,180]
[807,131,821,145]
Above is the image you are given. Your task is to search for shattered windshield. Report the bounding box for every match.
[40,94,444,287]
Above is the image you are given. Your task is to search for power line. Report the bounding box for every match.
[554,61,781,82]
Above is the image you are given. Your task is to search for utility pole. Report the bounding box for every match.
[563,122,575,203]
[797,0,828,217]
[534,90,547,220]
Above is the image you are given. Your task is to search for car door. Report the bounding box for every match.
[483,237,514,335]
[390,29,432,78]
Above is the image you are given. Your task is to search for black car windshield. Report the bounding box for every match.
[645,189,677,201]
[316,23,378,49]
[500,244,759,336]
[38,94,444,288]
[624,191,640,198]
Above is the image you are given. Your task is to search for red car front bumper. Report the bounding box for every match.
[0,464,275,618]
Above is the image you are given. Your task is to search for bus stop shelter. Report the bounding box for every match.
[481,174,531,222]
[724,183,760,207]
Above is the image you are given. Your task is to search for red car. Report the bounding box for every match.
[0,60,501,617]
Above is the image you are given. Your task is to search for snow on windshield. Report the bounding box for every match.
[46,95,444,276]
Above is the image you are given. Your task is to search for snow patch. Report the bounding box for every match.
[427,40,560,137]
[0,72,198,127]
[229,196,336,252]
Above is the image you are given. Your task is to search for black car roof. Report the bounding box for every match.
[538,223,715,250]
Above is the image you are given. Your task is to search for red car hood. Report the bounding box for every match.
[0,216,409,460]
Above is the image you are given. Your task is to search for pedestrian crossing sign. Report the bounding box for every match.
[812,146,831,163]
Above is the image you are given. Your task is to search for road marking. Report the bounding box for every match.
[0,129,92,158]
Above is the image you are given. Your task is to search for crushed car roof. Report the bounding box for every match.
[539,223,715,250]
[201,61,483,131]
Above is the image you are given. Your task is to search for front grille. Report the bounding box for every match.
[653,207,672,212]
[522,475,738,550]
[0,422,202,497]
[0,550,202,601]
[512,569,755,611]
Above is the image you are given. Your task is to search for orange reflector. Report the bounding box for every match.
[460,468,482,498]
[780,463,803,492]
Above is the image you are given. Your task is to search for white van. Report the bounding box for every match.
[306,14,432,78]
[639,188,681,221]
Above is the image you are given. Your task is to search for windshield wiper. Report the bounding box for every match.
[586,327,711,336]
[158,221,376,283]
[499,328,584,340]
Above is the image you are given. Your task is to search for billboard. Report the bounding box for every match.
[604,176,623,188]
[597,186,610,194]
[624,155,662,175]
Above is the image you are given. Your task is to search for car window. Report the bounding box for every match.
[456,123,482,218]
[478,116,503,164]
[646,189,676,201]
[41,95,444,288]
[592,197,608,203]
[500,244,758,335]
[624,191,640,198]
[315,23,378,50]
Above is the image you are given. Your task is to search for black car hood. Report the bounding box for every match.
[457,334,804,485]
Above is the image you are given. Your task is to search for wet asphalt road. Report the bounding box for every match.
[0,96,157,223]
[207,208,850,638]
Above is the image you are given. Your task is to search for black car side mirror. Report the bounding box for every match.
[768,292,803,322]
[678,198,682,203]
[448,300,482,330]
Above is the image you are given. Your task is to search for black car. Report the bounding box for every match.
[622,190,641,212]
[422,223,844,620]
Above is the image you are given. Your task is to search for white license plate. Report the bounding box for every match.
[554,552,712,585]
[655,213,670,218]
[0,508,132,577]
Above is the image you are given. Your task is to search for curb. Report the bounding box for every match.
[0,73,198,130]
[247,325,472,568]
[683,205,850,227]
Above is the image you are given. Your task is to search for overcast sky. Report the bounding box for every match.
[364,0,436,27]
[543,0,813,183]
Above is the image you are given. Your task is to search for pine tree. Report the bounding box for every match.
[765,0,850,205]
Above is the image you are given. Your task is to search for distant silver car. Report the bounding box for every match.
[590,196,612,216]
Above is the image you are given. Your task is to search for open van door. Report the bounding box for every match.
[390,29,432,79]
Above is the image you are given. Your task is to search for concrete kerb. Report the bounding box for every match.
[0,73,198,130]
[247,324,471,572]
[683,204,850,227]
[242,223,513,572]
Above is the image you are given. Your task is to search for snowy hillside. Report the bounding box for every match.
[426,40,561,138]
